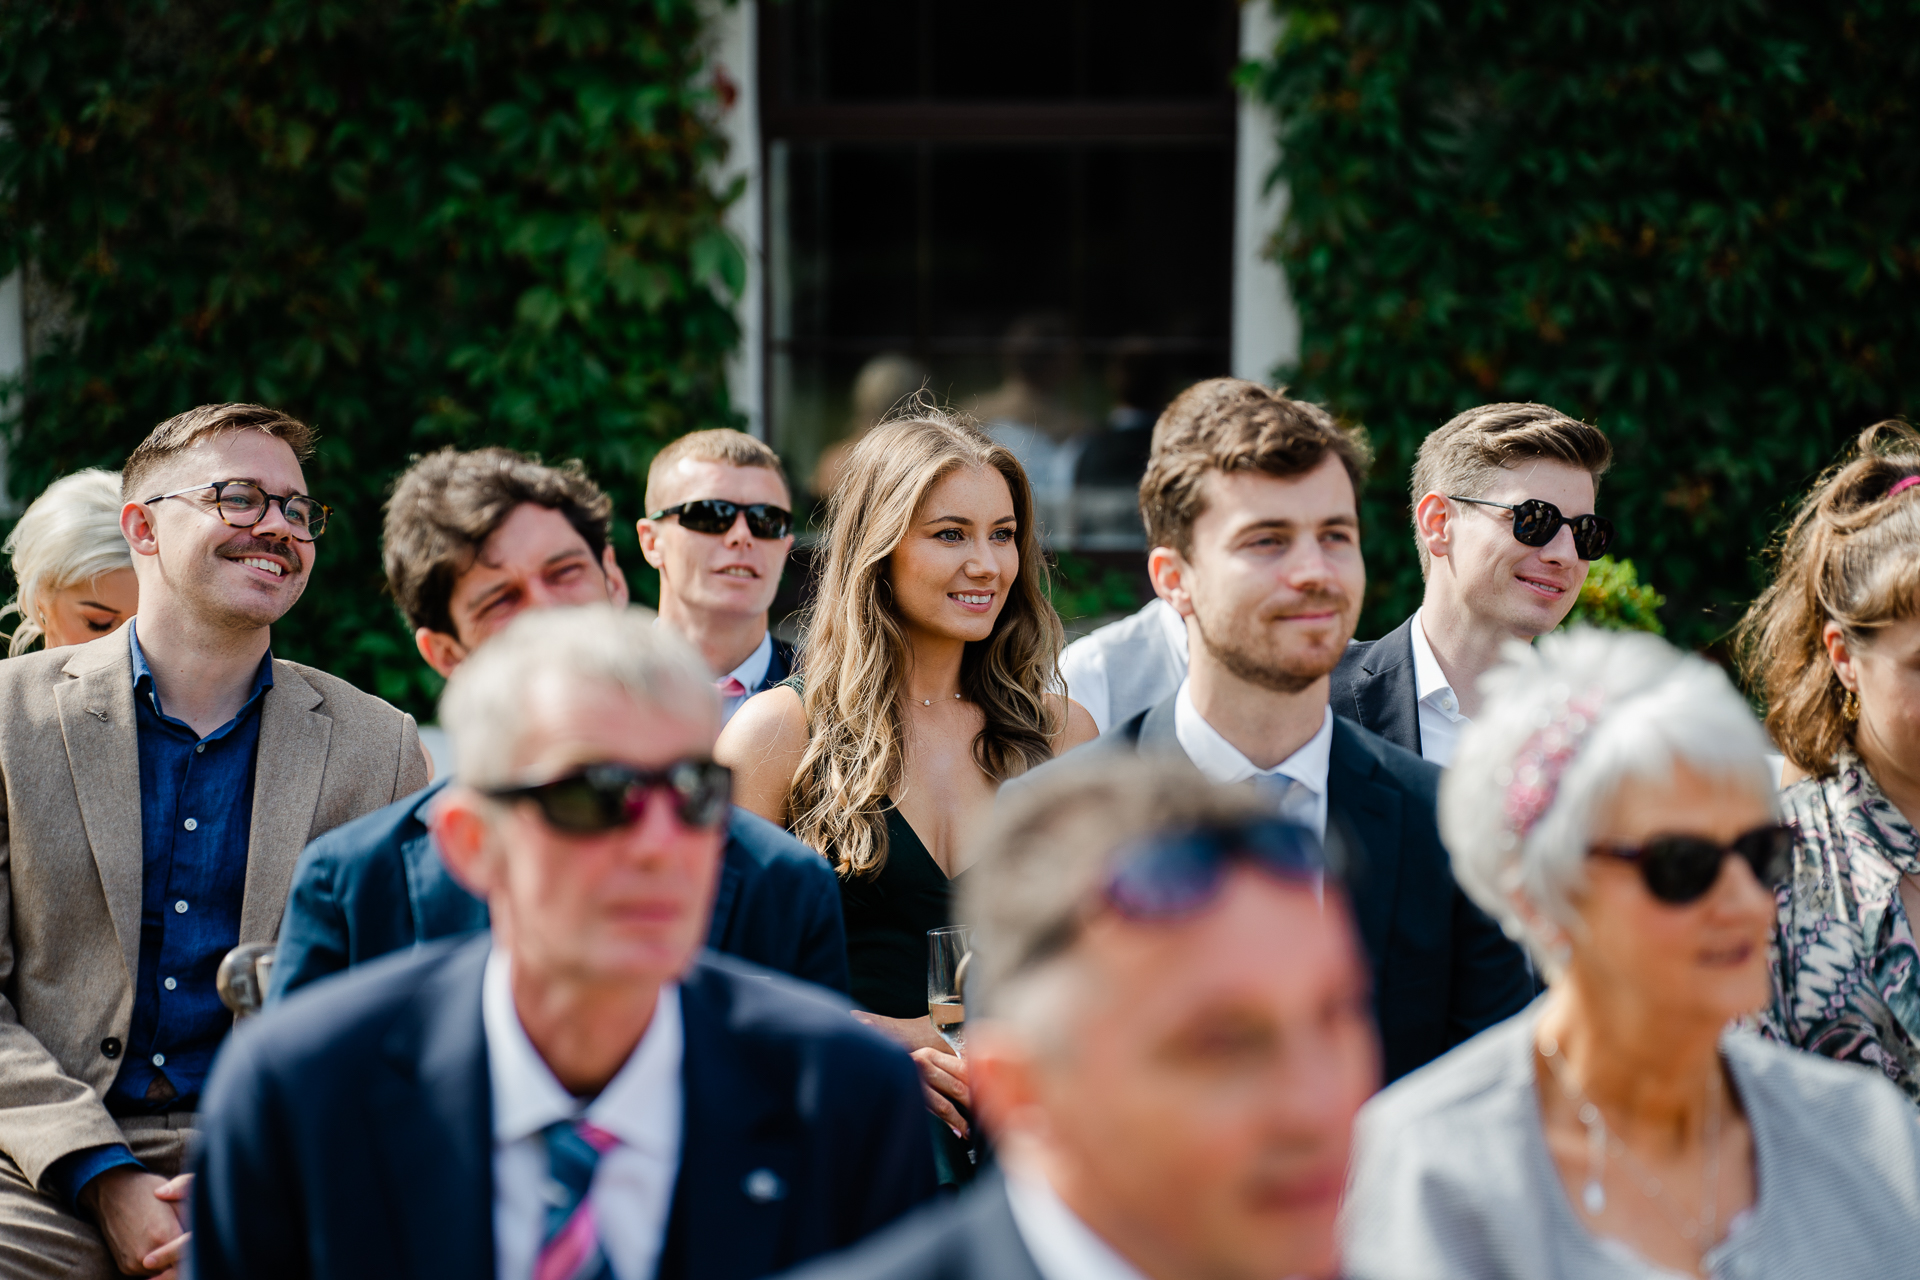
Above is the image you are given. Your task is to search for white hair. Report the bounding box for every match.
[1,469,133,657]
[1439,627,1774,970]
[438,604,719,789]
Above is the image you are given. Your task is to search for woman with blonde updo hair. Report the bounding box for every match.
[719,403,1096,1176]
[2,469,137,655]
[1737,421,1920,1101]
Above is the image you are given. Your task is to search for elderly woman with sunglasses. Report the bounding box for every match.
[1340,629,1920,1280]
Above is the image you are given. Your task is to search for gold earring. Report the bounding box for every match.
[1843,688,1860,723]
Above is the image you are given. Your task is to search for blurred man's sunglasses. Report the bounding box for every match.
[1014,818,1332,978]
[486,759,732,835]
[144,479,331,542]
[648,499,791,540]
[1590,823,1793,905]
[1447,495,1614,561]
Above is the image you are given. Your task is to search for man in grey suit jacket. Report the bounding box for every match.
[0,404,428,1279]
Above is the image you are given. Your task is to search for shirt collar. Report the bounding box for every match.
[483,947,683,1159]
[128,617,275,719]
[1172,679,1333,794]
[721,631,775,693]
[1003,1165,1152,1280]
[1407,608,1457,709]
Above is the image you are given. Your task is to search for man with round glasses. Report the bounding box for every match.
[192,605,935,1280]
[638,429,797,725]
[0,403,428,1278]
[1331,402,1614,766]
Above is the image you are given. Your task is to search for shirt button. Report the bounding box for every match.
[151,1053,165,1067]
[195,743,205,754]
[163,977,177,991]
[174,900,189,914]
[183,818,198,831]
[100,1038,122,1059]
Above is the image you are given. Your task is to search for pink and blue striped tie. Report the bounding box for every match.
[536,1118,619,1280]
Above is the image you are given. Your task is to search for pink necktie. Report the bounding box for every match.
[716,676,748,698]
[535,1119,619,1280]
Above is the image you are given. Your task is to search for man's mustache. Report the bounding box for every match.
[220,533,306,575]
[1268,589,1352,619]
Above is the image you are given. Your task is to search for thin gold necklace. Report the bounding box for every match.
[1538,1033,1723,1245]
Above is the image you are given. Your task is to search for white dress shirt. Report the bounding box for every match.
[1060,598,1191,733]
[1004,1166,1150,1280]
[717,631,774,725]
[1407,608,1470,768]
[1172,679,1334,841]
[485,950,685,1280]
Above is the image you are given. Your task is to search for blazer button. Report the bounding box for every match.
[101,1037,122,1059]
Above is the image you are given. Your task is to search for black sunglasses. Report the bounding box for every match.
[1015,818,1331,978]
[648,499,791,541]
[144,479,331,541]
[486,759,732,835]
[1447,495,1614,561]
[1591,823,1794,905]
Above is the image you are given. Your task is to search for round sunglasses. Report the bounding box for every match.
[648,499,792,541]
[1447,495,1614,561]
[1590,823,1794,905]
[485,759,732,834]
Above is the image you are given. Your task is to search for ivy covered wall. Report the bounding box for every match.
[1244,1,1920,649]
[0,0,742,714]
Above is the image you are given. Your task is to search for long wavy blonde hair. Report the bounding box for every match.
[791,406,1065,877]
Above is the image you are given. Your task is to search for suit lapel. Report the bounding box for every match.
[1327,719,1404,990]
[1355,617,1422,757]
[1134,694,1182,754]
[54,637,145,988]
[369,939,494,1277]
[659,963,791,1280]
[238,662,331,943]
[707,822,746,946]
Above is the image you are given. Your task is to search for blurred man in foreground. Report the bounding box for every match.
[780,758,1378,1280]
[272,447,845,1000]
[194,606,933,1280]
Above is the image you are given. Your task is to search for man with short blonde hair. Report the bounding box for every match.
[1332,402,1613,765]
[639,429,795,722]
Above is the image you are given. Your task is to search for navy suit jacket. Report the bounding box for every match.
[773,1172,1040,1280]
[271,782,850,999]
[1329,615,1423,757]
[193,938,937,1280]
[1016,696,1532,1083]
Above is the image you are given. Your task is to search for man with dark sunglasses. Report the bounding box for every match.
[0,404,429,1279]
[780,759,1378,1280]
[193,606,936,1280]
[270,446,847,1005]
[1332,402,1614,766]
[638,429,796,724]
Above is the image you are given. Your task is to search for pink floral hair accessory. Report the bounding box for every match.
[1889,475,1920,498]
[1496,686,1606,845]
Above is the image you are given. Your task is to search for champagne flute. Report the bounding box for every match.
[927,925,971,1055]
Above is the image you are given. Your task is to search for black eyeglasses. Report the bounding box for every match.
[1591,823,1794,905]
[144,479,331,541]
[486,759,732,835]
[1447,496,1613,561]
[1014,818,1332,978]
[648,499,791,540]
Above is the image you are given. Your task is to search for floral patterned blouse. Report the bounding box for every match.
[1762,751,1920,1104]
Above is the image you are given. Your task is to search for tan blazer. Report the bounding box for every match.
[0,629,429,1187]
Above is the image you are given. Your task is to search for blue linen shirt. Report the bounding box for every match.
[46,621,272,1206]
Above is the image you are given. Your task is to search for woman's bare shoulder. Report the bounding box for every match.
[1050,693,1101,755]
[716,687,812,824]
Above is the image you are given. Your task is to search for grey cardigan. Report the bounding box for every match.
[1341,1004,1920,1279]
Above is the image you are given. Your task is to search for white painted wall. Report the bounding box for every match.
[1231,2,1301,386]
[706,0,765,439]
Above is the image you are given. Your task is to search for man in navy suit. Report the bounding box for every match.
[1012,379,1531,1083]
[194,606,934,1280]
[1331,403,1613,766]
[272,446,845,999]
[780,758,1378,1280]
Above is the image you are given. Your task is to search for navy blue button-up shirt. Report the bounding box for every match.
[49,623,274,1205]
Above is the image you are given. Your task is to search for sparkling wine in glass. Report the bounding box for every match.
[927,925,971,1055]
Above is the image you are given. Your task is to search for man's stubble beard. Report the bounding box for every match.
[1191,593,1356,696]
